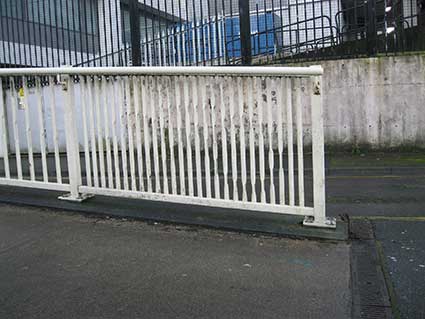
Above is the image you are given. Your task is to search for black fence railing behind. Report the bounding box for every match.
[0,0,424,68]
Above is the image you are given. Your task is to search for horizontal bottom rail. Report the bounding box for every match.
[0,178,70,192]
[79,186,314,217]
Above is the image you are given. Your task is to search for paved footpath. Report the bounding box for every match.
[0,203,351,319]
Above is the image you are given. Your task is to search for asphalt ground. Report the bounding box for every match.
[0,203,351,319]
[373,220,425,319]
[0,152,424,318]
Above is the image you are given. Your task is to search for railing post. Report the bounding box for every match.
[303,74,336,228]
[59,75,91,202]
[366,0,377,56]
[238,0,252,65]
[129,0,141,66]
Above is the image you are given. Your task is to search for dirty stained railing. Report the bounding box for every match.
[0,66,335,228]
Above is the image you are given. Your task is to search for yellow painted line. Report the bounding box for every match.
[327,175,425,179]
[351,216,425,222]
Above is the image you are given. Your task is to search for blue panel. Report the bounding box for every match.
[225,12,282,59]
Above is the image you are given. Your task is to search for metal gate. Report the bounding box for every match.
[0,66,335,228]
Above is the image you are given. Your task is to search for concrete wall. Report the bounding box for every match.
[295,54,425,149]
[1,54,424,158]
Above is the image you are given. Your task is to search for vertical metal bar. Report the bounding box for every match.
[5,1,15,67]
[201,77,211,198]
[125,76,137,190]
[192,77,202,197]
[237,77,247,201]
[312,0,317,49]
[141,76,152,192]
[175,77,185,194]
[266,78,276,204]
[65,0,72,65]
[100,0,108,66]
[286,78,295,206]
[142,0,149,66]
[214,0,220,65]
[35,78,48,183]
[46,0,54,66]
[229,0,236,62]
[10,79,22,179]
[95,77,106,187]
[229,77,238,200]
[164,0,170,66]
[71,0,78,65]
[158,78,169,194]
[277,77,285,205]
[108,0,115,65]
[177,0,184,66]
[89,0,97,66]
[287,0,293,53]
[25,0,34,66]
[0,78,10,178]
[167,77,177,195]
[88,77,99,187]
[295,79,305,207]
[0,3,7,67]
[257,77,266,203]
[367,0,377,56]
[133,76,145,191]
[83,0,90,66]
[263,0,269,62]
[219,77,229,200]
[183,76,193,195]
[150,76,161,193]
[217,16,224,65]
[181,24,187,66]
[192,0,199,66]
[248,77,256,202]
[22,77,35,181]
[176,25,182,66]
[129,0,141,65]
[102,77,114,188]
[110,78,121,189]
[118,76,129,190]
[80,77,92,187]
[114,0,122,65]
[191,24,196,65]
[14,0,23,66]
[311,75,326,224]
[49,77,62,183]
[210,77,220,198]
[303,0,308,50]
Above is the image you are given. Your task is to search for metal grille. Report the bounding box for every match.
[1,0,424,68]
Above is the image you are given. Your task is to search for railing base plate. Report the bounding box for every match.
[303,216,337,229]
[58,193,94,203]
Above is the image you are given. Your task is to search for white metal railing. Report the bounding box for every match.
[0,66,335,228]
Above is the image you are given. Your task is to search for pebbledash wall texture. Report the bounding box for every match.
[291,54,425,149]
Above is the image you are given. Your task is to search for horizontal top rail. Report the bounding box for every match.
[0,66,323,77]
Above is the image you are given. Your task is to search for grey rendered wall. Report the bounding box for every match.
[297,54,425,149]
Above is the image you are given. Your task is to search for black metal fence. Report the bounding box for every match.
[1,0,424,68]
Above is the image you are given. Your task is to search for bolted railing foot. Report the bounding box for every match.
[303,216,337,229]
[58,193,94,203]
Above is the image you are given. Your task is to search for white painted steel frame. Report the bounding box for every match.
[0,66,323,77]
[0,65,334,228]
